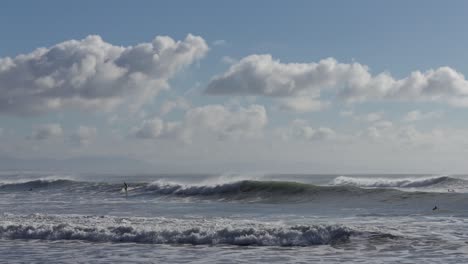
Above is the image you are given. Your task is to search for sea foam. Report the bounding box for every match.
[0,214,352,246]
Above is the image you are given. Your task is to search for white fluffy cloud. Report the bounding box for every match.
[69,126,97,146]
[29,124,63,140]
[205,54,468,107]
[0,34,208,115]
[132,118,183,140]
[280,119,336,141]
[159,97,190,116]
[363,112,384,123]
[359,122,445,147]
[133,104,268,141]
[185,104,267,140]
[206,55,355,96]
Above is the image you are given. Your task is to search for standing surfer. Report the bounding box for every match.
[123,182,128,197]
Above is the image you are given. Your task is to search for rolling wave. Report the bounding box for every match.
[140,180,390,201]
[0,214,359,246]
[0,179,76,190]
[1,177,462,203]
[0,178,370,196]
[332,175,459,188]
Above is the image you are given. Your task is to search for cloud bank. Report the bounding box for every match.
[0,34,208,115]
[205,54,468,107]
[279,119,336,141]
[133,104,268,141]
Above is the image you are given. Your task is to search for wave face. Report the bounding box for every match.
[145,180,322,195]
[139,180,395,202]
[332,175,457,188]
[0,179,75,190]
[0,178,369,197]
[1,177,464,205]
[0,214,354,246]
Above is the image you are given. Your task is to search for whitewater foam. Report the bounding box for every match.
[0,214,353,246]
[332,175,454,188]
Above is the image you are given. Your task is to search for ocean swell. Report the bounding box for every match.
[144,180,366,196]
[0,179,75,190]
[1,178,456,203]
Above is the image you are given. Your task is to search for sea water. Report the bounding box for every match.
[0,172,467,263]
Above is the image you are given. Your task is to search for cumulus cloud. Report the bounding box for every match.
[185,104,267,140]
[358,121,448,148]
[363,122,393,140]
[402,110,443,122]
[29,123,63,140]
[395,127,445,147]
[280,119,336,141]
[0,34,208,115]
[69,126,97,146]
[132,118,184,140]
[133,104,268,141]
[205,54,468,107]
[159,97,190,116]
[205,55,350,96]
[363,112,384,123]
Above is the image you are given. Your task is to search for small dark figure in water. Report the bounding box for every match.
[123,182,128,195]
[28,188,33,191]
[432,206,438,211]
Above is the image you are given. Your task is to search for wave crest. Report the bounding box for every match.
[145,180,318,195]
[141,180,375,202]
[0,179,75,190]
[332,175,453,188]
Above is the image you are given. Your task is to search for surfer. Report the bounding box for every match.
[432,205,438,211]
[123,182,128,196]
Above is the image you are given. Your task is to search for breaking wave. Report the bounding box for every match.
[0,179,76,190]
[0,214,354,246]
[332,175,458,188]
[0,178,372,197]
[139,180,393,201]
[1,177,461,203]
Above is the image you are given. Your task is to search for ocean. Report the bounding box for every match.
[0,172,467,263]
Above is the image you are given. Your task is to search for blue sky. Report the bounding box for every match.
[1,1,468,173]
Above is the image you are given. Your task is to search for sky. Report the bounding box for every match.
[1,0,468,173]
